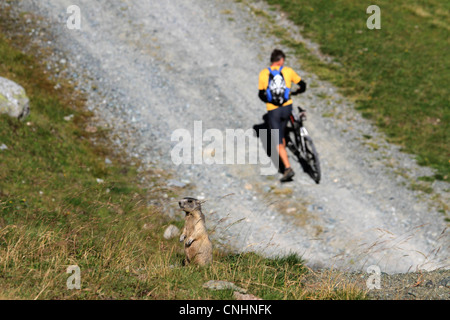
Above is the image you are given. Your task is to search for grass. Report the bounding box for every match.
[0,6,366,300]
[262,0,449,182]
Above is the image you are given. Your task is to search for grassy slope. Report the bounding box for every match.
[264,0,449,181]
[0,7,366,299]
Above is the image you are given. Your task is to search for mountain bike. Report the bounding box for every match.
[284,105,321,184]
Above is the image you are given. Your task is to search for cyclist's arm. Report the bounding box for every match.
[258,69,269,103]
[290,69,306,95]
[296,79,307,94]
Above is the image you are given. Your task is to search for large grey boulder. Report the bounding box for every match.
[0,76,30,120]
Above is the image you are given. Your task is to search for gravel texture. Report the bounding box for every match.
[304,268,450,300]
[8,0,449,278]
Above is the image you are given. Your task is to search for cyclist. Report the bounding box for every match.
[258,49,306,182]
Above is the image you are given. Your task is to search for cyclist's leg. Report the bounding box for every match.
[268,105,292,170]
[278,105,293,169]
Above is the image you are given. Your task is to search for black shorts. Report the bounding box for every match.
[267,104,292,144]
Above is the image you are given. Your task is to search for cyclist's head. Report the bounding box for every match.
[270,49,286,64]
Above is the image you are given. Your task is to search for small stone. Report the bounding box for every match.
[63,114,74,121]
[438,277,450,288]
[167,179,186,188]
[233,291,262,300]
[203,280,247,293]
[96,178,104,184]
[197,194,205,200]
[163,225,180,240]
[425,280,433,288]
[105,158,112,165]
[0,143,8,151]
[85,125,97,133]
[142,223,153,230]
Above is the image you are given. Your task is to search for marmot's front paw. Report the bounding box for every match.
[186,238,195,246]
[179,234,185,242]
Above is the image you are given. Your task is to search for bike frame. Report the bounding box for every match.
[287,111,308,159]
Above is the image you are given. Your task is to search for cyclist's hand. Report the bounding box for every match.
[293,80,307,95]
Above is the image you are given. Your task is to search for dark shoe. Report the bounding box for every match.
[280,167,295,182]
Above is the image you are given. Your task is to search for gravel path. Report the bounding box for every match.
[12,0,449,274]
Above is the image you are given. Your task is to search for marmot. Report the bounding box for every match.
[178,197,212,266]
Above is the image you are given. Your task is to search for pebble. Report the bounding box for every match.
[63,114,74,121]
[163,224,180,240]
[438,277,450,288]
[167,179,187,188]
[202,280,247,293]
[233,291,262,300]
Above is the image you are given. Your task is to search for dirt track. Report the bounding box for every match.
[14,0,449,274]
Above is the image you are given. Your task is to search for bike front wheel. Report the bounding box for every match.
[302,136,321,184]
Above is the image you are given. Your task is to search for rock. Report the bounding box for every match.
[0,76,30,120]
[202,280,247,293]
[85,125,97,133]
[0,143,8,151]
[233,291,262,300]
[64,114,74,121]
[163,224,180,240]
[197,193,205,200]
[438,277,450,288]
[167,179,186,188]
[105,158,112,165]
[307,204,324,212]
[142,223,154,230]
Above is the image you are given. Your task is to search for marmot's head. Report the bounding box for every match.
[179,197,202,214]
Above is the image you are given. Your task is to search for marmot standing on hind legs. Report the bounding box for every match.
[179,197,213,266]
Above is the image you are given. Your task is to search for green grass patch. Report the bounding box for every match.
[264,0,449,181]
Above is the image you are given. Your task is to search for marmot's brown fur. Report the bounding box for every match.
[179,197,212,266]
